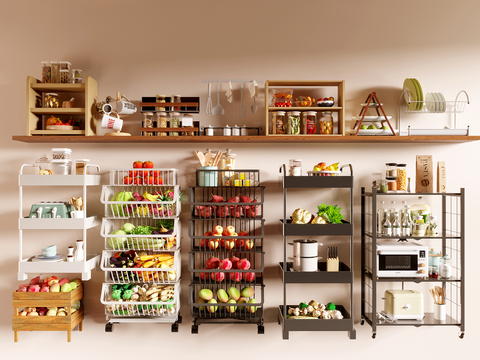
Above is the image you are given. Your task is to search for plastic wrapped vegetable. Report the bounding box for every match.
[291,208,312,224]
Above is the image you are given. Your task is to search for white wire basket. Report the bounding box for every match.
[101,218,180,251]
[101,185,181,219]
[101,283,180,319]
[109,168,178,186]
[101,250,181,284]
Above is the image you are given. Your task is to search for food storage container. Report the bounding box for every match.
[52,148,72,160]
[42,61,52,83]
[44,93,59,108]
[439,255,452,279]
[142,112,154,136]
[273,89,293,107]
[385,163,397,178]
[60,61,71,71]
[223,125,231,136]
[169,112,180,136]
[379,179,388,193]
[411,197,430,223]
[287,111,301,135]
[319,111,333,134]
[396,163,407,191]
[412,215,426,236]
[51,159,72,175]
[429,265,439,279]
[182,114,195,136]
[171,95,181,111]
[372,172,383,191]
[426,215,439,236]
[271,111,286,135]
[51,61,60,83]
[206,125,214,136]
[386,177,397,192]
[232,125,240,136]
[60,70,71,84]
[302,111,317,134]
[198,166,218,186]
[35,154,52,175]
[71,69,83,83]
[155,95,166,111]
[289,159,302,176]
[428,248,441,267]
[288,239,320,258]
[74,159,90,175]
[156,111,168,136]
[219,149,236,186]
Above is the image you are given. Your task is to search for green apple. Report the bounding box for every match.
[360,125,367,130]
[381,126,388,130]
[368,125,377,129]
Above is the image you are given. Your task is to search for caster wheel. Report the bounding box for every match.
[360,319,365,326]
[105,323,113,332]
[171,323,178,333]
[372,332,376,339]
[459,332,465,339]
[191,325,199,334]
[177,315,183,324]
[258,325,265,334]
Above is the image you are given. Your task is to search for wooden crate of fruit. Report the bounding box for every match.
[12,284,83,308]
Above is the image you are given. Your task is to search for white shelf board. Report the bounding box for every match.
[19,216,100,230]
[19,174,101,186]
[18,254,100,281]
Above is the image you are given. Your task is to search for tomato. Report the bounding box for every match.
[143,161,154,168]
[138,170,148,177]
[123,176,133,185]
[128,170,137,177]
[144,176,154,185]
[133,177,143,185]
[154,176,163,185]
[133,161,143,169]
[150,170,161,177]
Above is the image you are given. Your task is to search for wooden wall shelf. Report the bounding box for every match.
[11,135,480,144]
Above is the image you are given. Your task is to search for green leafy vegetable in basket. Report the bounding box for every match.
[130,225,154,235]
[156,219,174,230]
[316,204,344,224]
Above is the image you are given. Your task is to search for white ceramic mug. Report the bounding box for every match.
[434,303,446,321]
[71,210,84,218]
[101,113,123,130]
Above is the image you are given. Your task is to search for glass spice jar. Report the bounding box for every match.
[319,111,334,134]
[171,95,181,111]
[44,93,59,108]
[51,61,60,83]
[182,114,195,136]
[287,111,301,135]
[169,112,180,136]
[155,95,166,111]
[302,111,317,134]
[386,177,397,192]
[385,163,397,178]
[396,163,407,192]
[142,112,154,136]
[272,111,286,135]
[156,112,168,136]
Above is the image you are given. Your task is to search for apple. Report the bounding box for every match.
[213,225,223,235]
[206,257,220,269]
[133,161,143,169]
[61,283,72,292]
[199,267,209,280]
[208,238,220,250]
[143,161,154,168]
[245,239,254,250]
[50,283,61,292]
[244,272,256,282]
[48,279,59,286]
[235,239,245,248]
[69,281,77,290]
[219,258,232,270]
[58,278,70,286]
[17,284,28,292]
[225,225,235,235]
[70,278,82,287]
[28,285,40,292]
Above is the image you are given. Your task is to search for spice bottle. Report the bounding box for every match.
[383,217,392,236]
[42,61,52,83]
[155,95,166,111]
[377,201,387,235]
[169,112,180,136]
[439,255,452,279]
[156,112,168,136]
[182,114,195,136]
[142,112,154,136]
[402,214,412,236]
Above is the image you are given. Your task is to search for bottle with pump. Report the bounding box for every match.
[377,201,388,235]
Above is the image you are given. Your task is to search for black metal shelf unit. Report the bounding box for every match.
[188,170,265,334]
[278,165,356,340]
[361,188,465,339]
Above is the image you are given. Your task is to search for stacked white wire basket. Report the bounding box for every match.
[100,168,182,332]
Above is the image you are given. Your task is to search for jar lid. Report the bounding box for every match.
[171,112,180,116]
[173,95,181,97]
[52,148,72,154]
[274,111,286,115]
[320,111,332,115]
[156,95,166,97]
[144,112,154,116]
[385,163,397,166]
[397,163,407,167]
[386,176,397,180]
[287,111,301,115]
[46,93,58,96]
[156,112,167,116]
[305,111,317,116]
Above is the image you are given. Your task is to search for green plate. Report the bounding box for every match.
[412,78,423,110]
[403,78,418,111]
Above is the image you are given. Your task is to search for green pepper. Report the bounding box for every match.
[326,302,336,311]
[111,290,122,301]
[299,302,308,309]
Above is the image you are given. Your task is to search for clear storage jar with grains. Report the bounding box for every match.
[319,111,334,134]
[156,112,168,136]
[396,163,407,191]
[142,112,154,136]
[170,112,180,136]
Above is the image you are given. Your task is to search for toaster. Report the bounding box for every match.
[384,290,424,320]
[29,201,74,218]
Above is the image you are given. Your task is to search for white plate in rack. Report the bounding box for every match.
[437,92,446,112]
[426,93,436,112]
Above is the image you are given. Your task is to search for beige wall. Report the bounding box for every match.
[1,0,479,355]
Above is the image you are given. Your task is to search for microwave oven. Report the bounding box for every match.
[376,241,428,277]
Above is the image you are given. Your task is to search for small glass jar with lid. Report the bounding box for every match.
[220,149,236,186]
[51,61,60,83]
[396,163,407,192]
[302,111,317,134]
[142,112,154,136]
[171,95,181,111]
[386,177,397,192]
[289,159,302,176]
[44,93,59,108]
[155,95,166,111]
[385,163,397,178]
[71,69,83,83]
[439,255,452,279]
[319,111,334,134]
[169,112,181,136]
[287,111,301,135]
[156,112,168,136]
[35,154,52,175]
[272,111,286,134]
[426,214,439,236]
[372,172,383,191]
[182,113,195,136]
[412,215,426,237]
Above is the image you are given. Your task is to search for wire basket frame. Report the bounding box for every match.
[109,168,178,186]
[196,169,260,187]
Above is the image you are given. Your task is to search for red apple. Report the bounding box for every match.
[213,225,223,235]
[235,239,245,248]
[229,256,240,269]
[221,238,235,250]
[244,272,256,282]
[245,239,254,250]
[199,267,209,280]
[133,161,143,169]
[225,225,236,235]
[206,257,220,269]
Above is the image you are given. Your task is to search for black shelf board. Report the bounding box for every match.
[278,305,354,332]
[363,312,461,326]
[364,231,461,240]
[364,271,460,283]
[191,310,263,325]
[284,175,353,189]
[278,262,353,283]
[281,219,353,236]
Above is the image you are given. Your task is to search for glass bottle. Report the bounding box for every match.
[169,112,180,136]
[377,201,387,235]
[392,217,401,236]
[402,214,412,236]
[383,217,392,236]
[302,111,317,134]
[142,112,154,136]
[426,214,439,236]
[272,111,286,134]
[35,153,52,175]
[287,111,301,135]
[396,163,407,192]
[439,255,452,279]
[389,201,399,223]
[156,111,168,136]
[319,111,334,134]
[219,149,236,186]
[155,95,166,111]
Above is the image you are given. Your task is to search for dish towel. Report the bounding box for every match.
[225,81,233,103]
[248,80,258,98]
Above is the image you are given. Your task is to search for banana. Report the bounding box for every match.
[327,162,339,171]
[142,192,157,202]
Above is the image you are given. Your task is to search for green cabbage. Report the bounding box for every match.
[109,229,127,248]
[121,222,135,234]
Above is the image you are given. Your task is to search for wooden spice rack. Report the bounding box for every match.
[12,284,84,342]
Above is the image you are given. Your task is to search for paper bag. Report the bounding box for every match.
[416,155,434,193]
[437,161,446,193]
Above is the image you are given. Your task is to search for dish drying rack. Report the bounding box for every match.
[398,90,470,135]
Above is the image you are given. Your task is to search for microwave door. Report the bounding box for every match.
[378,254,419,275]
